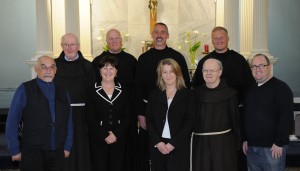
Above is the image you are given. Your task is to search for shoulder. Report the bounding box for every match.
[271,77,292,92]
[149,88,162,99]
[23,79,37,88]
[228,50,247,61]
[138,49,152,61]
[167,47,185,57]
[122,51,137,61]
[78,55,93,69]
[177,88,191,96]
[93,51,107,63]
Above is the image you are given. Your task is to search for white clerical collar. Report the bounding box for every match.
[257,76,273,87]
[64,54,79,61]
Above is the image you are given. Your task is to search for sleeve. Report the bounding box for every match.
[192,58,206,88]
[5,84,26,156]
[112,91,131,139]
[169,91,194,149]
[134,58,147,116]
[228,94,241,149]
[85,87,110,141]
[274,82,294,147]
[176,53,191,89]
[239,55,255,102]
[64,92,73,151]
[146,92,161,147]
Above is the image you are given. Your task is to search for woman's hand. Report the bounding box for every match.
[105,131,117,144]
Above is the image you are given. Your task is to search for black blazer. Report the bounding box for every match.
[146,88,194,149]
[86,82,131,142]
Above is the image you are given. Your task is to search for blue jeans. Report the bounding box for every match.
[246,146,287,171]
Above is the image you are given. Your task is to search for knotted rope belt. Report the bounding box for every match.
[190,129,232,171]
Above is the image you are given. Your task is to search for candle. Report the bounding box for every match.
[204,44,209,53]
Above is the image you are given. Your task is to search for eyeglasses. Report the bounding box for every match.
[251,64,269,70]
[62,43,78,48]
[202,69,220,74]
[40,64,56,71]
[107,37,121,42]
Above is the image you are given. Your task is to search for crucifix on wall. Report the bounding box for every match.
[148,0,158,34]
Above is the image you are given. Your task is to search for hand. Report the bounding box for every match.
[242,141,248,155]
[12,153,21,161]
[105,131,117,144]
[156,142,169,155]
[165,143,175,153]
[64,150,70,158]
[138,115,147,130]
[271,144,283,159]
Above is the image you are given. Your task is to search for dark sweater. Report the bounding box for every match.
[244,77,294,147]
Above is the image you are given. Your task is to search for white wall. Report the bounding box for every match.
[0,0,36,107]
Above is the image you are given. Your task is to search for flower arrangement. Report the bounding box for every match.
[175,30,208,69]
[97,29,130,51]
[185,30,201,68]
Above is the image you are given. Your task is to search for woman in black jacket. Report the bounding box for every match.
[146,58,194,171]
[86,55,130,171]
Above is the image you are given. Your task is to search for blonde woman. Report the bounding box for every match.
[146,58,194,171]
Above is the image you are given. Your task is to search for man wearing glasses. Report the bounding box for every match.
[192,58,240,171]
[5,56,73,171]
[192,26,255,171]
[242,54,294,171]
[55,33,94,171]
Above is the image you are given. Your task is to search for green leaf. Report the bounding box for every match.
[103,44,109,51]
[190,41,201,52]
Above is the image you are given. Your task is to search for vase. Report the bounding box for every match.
[189,51,197,69]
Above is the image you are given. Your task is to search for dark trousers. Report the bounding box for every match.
[20,148,64,171]
[122,121,138,171]
[137,128,150,171]
[239,106,248,171]
[90,138,125,171]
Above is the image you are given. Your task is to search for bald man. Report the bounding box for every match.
[192,58,240,171]
[6,56,73,171]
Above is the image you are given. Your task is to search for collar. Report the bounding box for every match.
[64,54,79,61]
[94,82,122,104]
[257,76,273,87]
[36,77,54,85]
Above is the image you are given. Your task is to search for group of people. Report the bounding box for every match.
[5,23,294,171]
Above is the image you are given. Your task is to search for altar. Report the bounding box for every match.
[27,0,278,78]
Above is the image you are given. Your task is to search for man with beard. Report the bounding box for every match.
[5,56,73,171]
[134,22,191,171]
[54,33,94,171]
[92,29,137,171]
